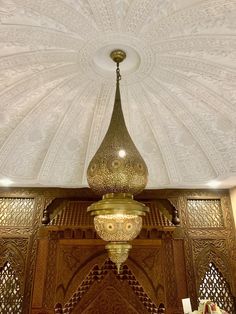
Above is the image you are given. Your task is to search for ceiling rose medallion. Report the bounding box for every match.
[87,49,149,273]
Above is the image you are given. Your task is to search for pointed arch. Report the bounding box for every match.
[199,262,236,314]
[56,260,159,314]
[0,261,23,313]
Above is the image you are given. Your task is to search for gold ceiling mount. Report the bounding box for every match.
[110,49,126,64]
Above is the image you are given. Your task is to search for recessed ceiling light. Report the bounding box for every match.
[207,180,220,188]
[0,178,13,186]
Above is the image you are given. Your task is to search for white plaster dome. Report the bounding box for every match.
[0,0,236,189]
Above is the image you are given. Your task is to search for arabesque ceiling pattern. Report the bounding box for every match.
[0,0,236,188]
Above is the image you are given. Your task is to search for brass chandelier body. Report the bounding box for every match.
[87,50,149,272]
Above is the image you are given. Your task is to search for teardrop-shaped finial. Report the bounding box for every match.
[106,242,131,274]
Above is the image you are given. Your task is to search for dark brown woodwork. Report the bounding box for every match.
[0,188,235,314]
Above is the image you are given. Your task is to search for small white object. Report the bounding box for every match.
[118,149,126,158]
[182,298,192,314]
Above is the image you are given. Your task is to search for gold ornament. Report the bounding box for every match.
[87,50,149,272]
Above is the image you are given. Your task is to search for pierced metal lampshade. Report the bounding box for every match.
[87,49,149,272]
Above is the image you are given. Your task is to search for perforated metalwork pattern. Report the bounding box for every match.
[87,82,148,196]
[94,215,142,242]
[187,199,224,228]
[199,262,235,314]
[0,198,35,227]
[0,262,23,314]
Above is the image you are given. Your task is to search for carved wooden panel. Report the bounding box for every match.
[129,246,165,305]
[0,198,35,227]
[199,262,235,314]
[0,197,36,236]
[186,199,224,228]
[71,260,159,313]
[192,238,230,286]
[32,229,188,314]
[23,196,45,314]
[33,230,174,314]
[54,242,163,311]
[0,238,28,314]
[0,192,45,314]
[162,238,180,313]
[50,201,93,226]
[72,272,150,314]
[0,187,235,314]
[178,193,236,313]
[61,261,158,314]
[43,237,58,308]
[0,238,28,278]
[0,261,23,313]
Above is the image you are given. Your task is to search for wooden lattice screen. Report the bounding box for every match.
[0,261,23,314]
[199,262,235,314]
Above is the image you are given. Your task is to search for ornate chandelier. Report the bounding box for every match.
[87,50,149,273]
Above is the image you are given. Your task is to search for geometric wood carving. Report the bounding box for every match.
[162,238,179,310]
[0,238,27,270]
[179,194,236,311]
[0,261,23,314]
[199,262,235,314]
[43,238,58,308]
[59,260,159,314]
[0,198,35,227]
[187,199,224,228]
[75,275,148,314]
[0,193,43,314]
[0,187,234,314]
[193,239,230,286]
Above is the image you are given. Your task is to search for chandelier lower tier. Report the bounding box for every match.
[86,50,149,273]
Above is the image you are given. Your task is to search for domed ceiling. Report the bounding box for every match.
[0,0,236,189]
